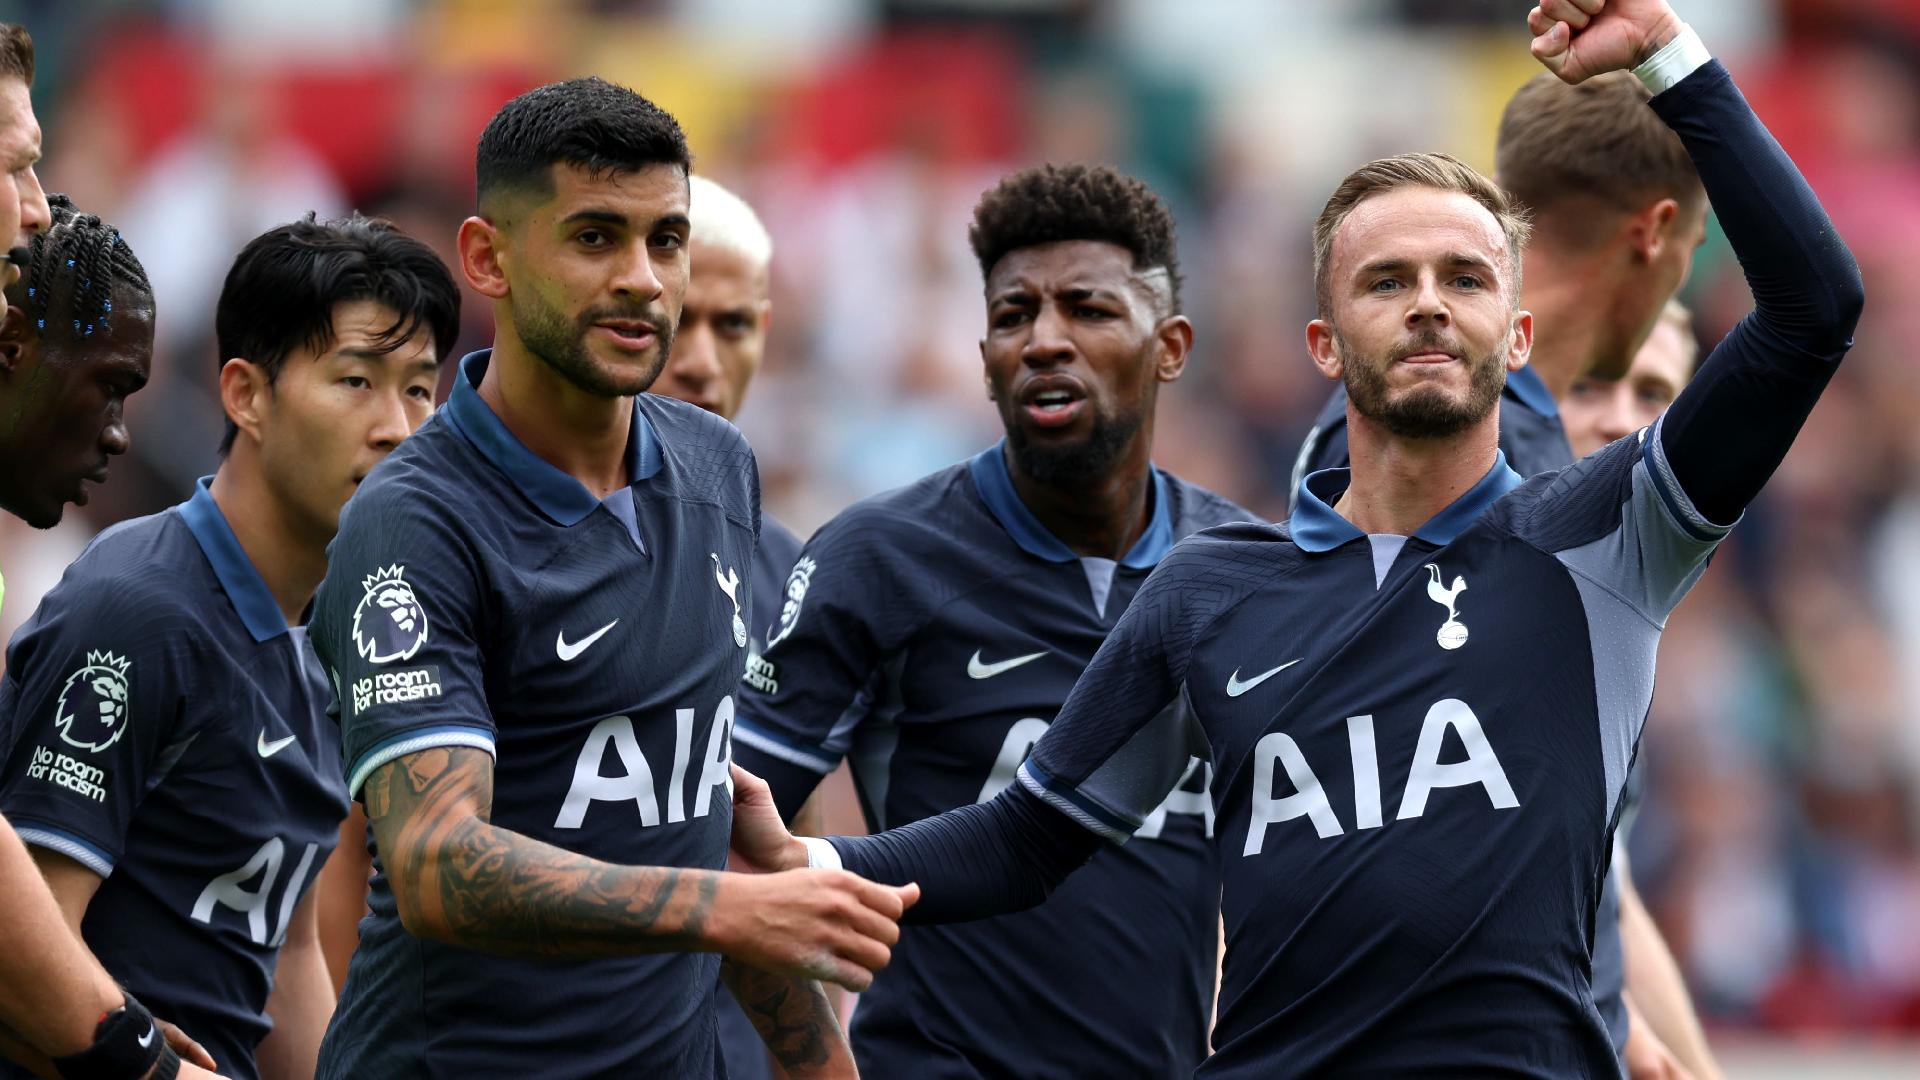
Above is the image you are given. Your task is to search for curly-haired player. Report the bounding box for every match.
[731,163,1254,1078]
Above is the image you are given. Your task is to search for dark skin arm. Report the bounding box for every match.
[362,746,915,988]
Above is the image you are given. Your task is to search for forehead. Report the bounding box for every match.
[541,161,688,221]
[0,79,38,152]
[986,240,1141,297]
[320,298,440,362]
[1631,321,1693,385]
[687,242,766,299]
[1332,186,1509,276]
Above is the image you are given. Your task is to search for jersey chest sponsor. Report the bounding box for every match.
[551,697,738,832]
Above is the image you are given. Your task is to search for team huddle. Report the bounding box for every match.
[0,1,1864,1078]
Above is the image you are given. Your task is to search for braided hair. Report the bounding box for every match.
[14,194,152,346]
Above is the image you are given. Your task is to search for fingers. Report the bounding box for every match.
[729,763,770,802]
[159,1020,218,1070]
[1527,5,1553,37]
[1539,0,1593,29]
[835,868,913,920]
[896,881,921,910]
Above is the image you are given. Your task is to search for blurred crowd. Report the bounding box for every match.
[0,0,1916,1039]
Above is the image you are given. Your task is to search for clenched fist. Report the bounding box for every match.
[1528,0,1685,84]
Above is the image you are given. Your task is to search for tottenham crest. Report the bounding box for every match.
[352,565,430,665]
[711,553,748,648]
[1424,564,1469,650]
[55,650,132,752]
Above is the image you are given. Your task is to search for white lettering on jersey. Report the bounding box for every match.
[556,698,737,830]
[1397,698,1519,819]
[192,837,321,946]
[1244,732,1342,853]
[981,717,1211,840]
[556,716,662,829]
[1243,699,1519,856]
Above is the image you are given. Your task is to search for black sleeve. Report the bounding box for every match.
[1651,60,1865,526]
[829,782,1103,923]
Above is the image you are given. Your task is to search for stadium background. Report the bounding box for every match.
[0,0,1915,1074]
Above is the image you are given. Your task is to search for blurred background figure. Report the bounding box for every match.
[1,0,1917,1073]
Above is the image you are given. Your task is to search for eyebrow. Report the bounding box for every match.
[336,346,441,371]
[559,209,691,233]
[1355,252,1499,278]
[989,284,1124,305]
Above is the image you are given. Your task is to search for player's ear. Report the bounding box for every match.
[1506,309,1535,373]
[0,301,28,376]
[458,216,511,300]
[1153,314,1193,384]
[1306,318,1343,382]
[1628,198,1681,264]
[980,339,997,401]
[220,357,271,448]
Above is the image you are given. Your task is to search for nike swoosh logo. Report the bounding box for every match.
[257,730,297,758]
[137,1023,155,1049]
[1225,658,1303,698]
[557,620,620,662]
[967,650,1046,680]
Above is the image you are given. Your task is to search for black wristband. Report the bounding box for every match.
[49,992,167,1080]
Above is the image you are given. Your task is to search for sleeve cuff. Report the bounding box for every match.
[14,824,115,877]
[801,836,843,871]
[1635,23,1712,95]
[346,726,496,797]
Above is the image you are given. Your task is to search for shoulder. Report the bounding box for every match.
[640,393,754,462]
[1149,519,1298,594]
[42,511,204,628]
[336,425,476,544]
[1161,472,1262,537]
[1484,434,1642,549]
[809,461,975,556]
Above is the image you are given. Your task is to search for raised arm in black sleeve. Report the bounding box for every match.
[1653,60,1865,526]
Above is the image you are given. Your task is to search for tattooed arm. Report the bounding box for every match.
[719,959,853,1078]
[363,746,916,990]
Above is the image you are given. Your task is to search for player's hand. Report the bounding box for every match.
[1528,0,1684,84]
[1622,994,1695,1080]
[157,1018,218,1071]
[727,763,809,873]
[709,868,920,992]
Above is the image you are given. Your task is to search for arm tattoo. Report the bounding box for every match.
[719,958,842,1071]
[364,747,721,957]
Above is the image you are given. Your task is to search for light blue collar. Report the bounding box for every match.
[441,350,662,525]
[1288,450,1523,553]
[968,441,1174,570]
[178,477,289,642]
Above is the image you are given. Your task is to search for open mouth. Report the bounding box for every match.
[1018,379,1088,429]
[594,320,659,352]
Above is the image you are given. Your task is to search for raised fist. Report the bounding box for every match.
[1528,0,1685,85]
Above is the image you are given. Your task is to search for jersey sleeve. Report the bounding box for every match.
[0,575,197,876]
[311,482,495,799]
[826,534,1245,921]
[1018,534,1235,841]
[732,512,898,820]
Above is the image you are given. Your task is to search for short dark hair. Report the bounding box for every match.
[5,193,151,347]
[1496,72,1703,231]
[968,163,1183,310]
[476,77,690,213]
[0,24,32,84]
[215,213,462,455]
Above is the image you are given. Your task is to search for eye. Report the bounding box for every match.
[408,385,434,401]
[718,314,752,336]
[1451,274,1482,289]
[1076,305,1115,320]
[342,375,371,390]
[651,232,685,251]
[1568,380,1601,399]
[576,229,610,249]
[1370,278,1401,293]
[992,310,1030,329]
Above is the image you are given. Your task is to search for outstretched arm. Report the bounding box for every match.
[363,746,914,991]
[1531,0,1864,526]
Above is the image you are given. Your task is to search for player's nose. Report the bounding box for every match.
[1596,390,1639,443]
[368,390,413,450]
[671,324,722,385]
[15,167,49,239]
[1021,305,1074,367]
[610,245,665,301]
[99,416,130,456]
[1406,272,1449,327]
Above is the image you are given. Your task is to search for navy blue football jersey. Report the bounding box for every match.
[1019,434,1722,1077]
[1291,363,1572,504]
[0,481,347,1080]
[310,351,759,1079]
[716,511,802,1080]
[1289,363,1634,1053]
[734,443,1253,1079]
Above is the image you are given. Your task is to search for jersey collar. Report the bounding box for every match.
[1505,363,1559,418]
[178,476,289,642]
[442,350,663,526]
[968,441,1174,569]
[1289,450,1523,553]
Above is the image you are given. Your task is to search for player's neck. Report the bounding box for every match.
[208,458,328,626]
[1521,248,1629,401]
[481,338,633,498]
[1336,410,1500,538]
[1004,434,1155,562]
